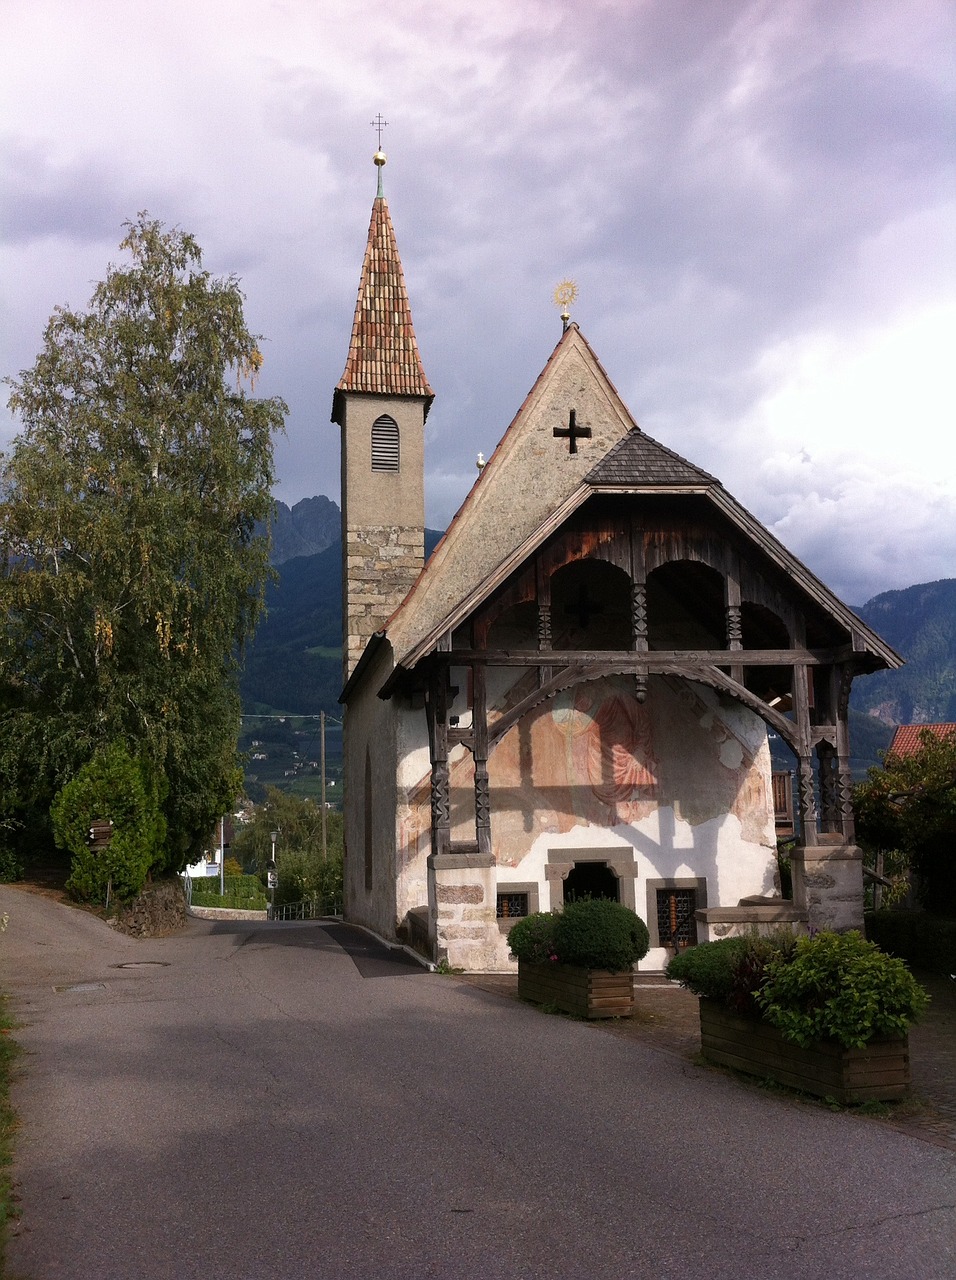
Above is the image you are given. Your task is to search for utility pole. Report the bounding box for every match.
[320,709,327,861]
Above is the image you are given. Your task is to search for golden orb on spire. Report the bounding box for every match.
[373,150,387,167]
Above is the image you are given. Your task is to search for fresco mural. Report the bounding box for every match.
[398,674,773,881]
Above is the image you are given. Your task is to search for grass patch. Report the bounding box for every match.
[0,994,20,1272]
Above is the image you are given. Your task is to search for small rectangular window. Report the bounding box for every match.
[656,888,697,950]
[496,892,530,920]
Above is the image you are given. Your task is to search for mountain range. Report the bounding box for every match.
[241,498,955,783]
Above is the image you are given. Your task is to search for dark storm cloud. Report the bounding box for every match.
[2,0,953,603]
[0,140,134,246]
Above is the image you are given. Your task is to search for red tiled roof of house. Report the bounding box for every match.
[888,723,956,757]
[335,195,434,404]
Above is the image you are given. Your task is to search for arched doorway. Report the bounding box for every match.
[563,860,620,904]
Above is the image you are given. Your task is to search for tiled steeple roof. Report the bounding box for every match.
[584,428,716,487]
[334,196,434,416]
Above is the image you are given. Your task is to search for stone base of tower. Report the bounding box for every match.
[790,842,865,934]
[427,852,499,970]
[344,523,424,676]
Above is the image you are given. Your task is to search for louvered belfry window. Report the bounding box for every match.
[371,414,400,472]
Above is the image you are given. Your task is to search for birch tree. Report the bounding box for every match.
[1,215,286,879]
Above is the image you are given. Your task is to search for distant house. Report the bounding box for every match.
[184,817,235,879]
[887,723,956,757]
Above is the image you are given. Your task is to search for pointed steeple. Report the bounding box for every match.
[331,165,433,425]
[333,150,433,680]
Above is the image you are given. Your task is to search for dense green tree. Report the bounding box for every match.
[0,215,286,881]
[51,742,166,901]
[854,728,956,915]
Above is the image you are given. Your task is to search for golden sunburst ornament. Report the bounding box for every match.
[553,278,578,331]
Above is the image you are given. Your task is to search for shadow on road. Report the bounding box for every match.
[202,917,428,978]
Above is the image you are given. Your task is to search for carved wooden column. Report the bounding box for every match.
[836,665,856,843]
[472,662,492,856]
[630,516,648,702]
[536,554,552,689]
[797,753,818,844]
[817,739,841,834]
[427,663,451,858]
[791,653,817,846]
[725,552,743,686]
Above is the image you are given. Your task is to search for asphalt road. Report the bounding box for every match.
[1,886,954,1280]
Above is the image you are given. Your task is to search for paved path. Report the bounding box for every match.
[2,886,954,1280]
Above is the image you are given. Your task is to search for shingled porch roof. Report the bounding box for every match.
[585,429,717,487]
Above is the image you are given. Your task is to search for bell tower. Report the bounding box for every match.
[332,147,434,679]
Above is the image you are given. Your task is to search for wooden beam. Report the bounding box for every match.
[485,660,800,750]
[489,666,587,747]
[450,647,829,667]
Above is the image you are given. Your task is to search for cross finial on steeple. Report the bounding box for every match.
[371,115,389,196]
[371,113,388,148]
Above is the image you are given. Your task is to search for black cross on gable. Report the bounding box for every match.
[553,408,592,455]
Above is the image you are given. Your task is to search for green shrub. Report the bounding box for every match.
[666,937,749,1001]
[313,851,343,915]
[509,902,650,972]
[270,849,344,914]
[52,744,167,902]
[190,874,267,910]
[0,843,23,884]
[866,909,956,974]
[727,930,799,1016]
[755,931,929,1049]
[508,912,559,965]
[553,900,650,972]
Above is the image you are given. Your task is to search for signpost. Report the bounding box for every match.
[267,829,279,919]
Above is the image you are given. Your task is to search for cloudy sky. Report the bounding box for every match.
[2,0,954,605]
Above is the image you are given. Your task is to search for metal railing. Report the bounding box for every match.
[272,894,342,921]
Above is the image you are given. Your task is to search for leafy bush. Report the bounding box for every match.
[554,899,650,972]
[666,937,749,1001]
[508,912,559,965]
[866,909,956,974]
[190,874,267,910]
[272,848,344,914]
[510,901,649,972]
[727,930,799,1016]
[0,843,23,884]
[755,931,929,1049]
[52,743,167,902]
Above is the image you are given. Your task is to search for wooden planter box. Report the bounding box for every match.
[699,1000,910,1104]
[518,961,634,1019]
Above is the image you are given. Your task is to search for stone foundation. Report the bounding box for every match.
[791,842,865,934]
[427,852,498,969]
[696,898,808,939]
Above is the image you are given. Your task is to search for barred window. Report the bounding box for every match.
[371,415,399,472]
[496,892,530,920]
[656,888,698,951]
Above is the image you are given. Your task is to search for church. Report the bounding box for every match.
[332,151,901,972]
